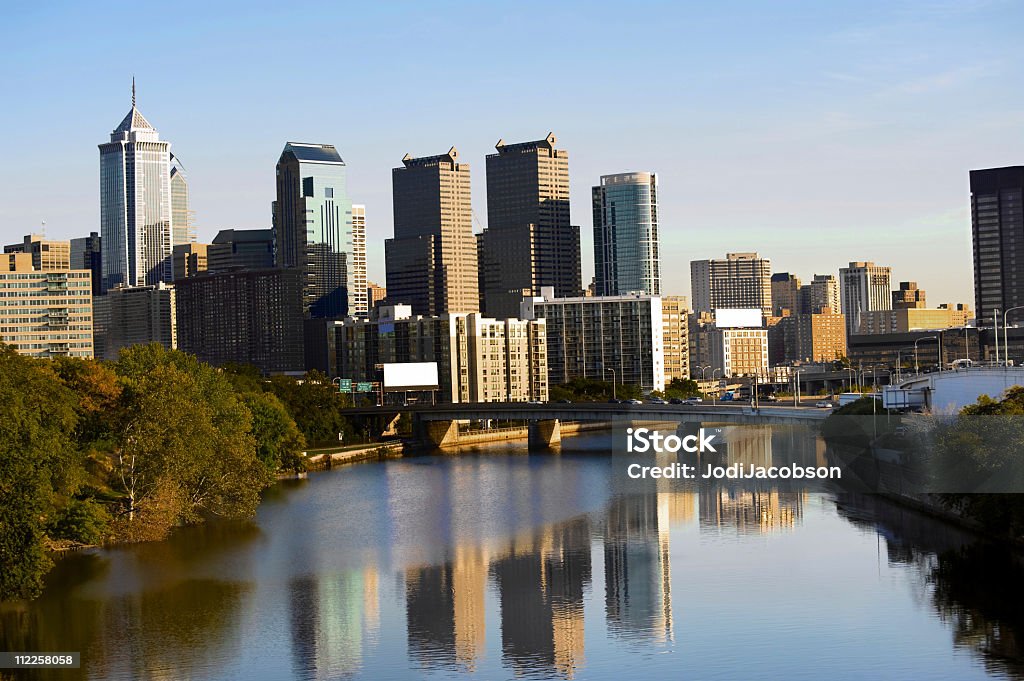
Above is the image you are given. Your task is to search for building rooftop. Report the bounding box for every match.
[282,142,345,164]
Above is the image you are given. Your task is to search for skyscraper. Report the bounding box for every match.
[99,82,174,292]
[169,155,195,247]
[479,133,581,318]
[273,142,364,318]
[351,205,368,316]
[690,252,772,316]
[970,166,1024,324]
[592,172,661,296]
[385,148,479,316]
[839,261,891,337]
[70,232,103,296]
[770,272,801,316]
[802,273,840,315]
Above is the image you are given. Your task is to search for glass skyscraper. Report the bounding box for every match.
[98,87,175,292]
[592,172,661,296]
[273,142,365,318]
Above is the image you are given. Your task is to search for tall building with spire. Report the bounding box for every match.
[99,80,176,292]
[273,142,364,318]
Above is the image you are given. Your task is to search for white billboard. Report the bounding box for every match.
[714,308,763,328]
[382,362,439,390]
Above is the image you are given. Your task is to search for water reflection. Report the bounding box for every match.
[3,429,1024,680]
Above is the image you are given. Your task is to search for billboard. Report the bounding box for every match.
[382,362,439,391]
[714,308,763,328]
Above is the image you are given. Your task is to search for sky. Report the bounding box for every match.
[1,0,1022,305]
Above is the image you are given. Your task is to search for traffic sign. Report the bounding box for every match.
[357,382,373,393]
[338,378,352,393]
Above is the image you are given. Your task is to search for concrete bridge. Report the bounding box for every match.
[342,402,829,449]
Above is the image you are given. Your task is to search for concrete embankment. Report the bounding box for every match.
[299,441,405,472]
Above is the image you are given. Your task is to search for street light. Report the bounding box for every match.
[896,346,916,383]
[1002,306,1024,367]
[605,367,617,400]
[914,336,939,375]
[711,368,722,405]
[994,308,1001,366]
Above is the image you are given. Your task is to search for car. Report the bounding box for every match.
[815,401,833,409]
[555,398,572,404]
[763,395,778,402]
[608,398,622,404]
[528,400,544,405]
[669,397,684,404]
[627,399,643,405]
[648,398,667,405]
[684,397,703,404]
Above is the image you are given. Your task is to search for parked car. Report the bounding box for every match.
[815,401,833,409]
[648,397,667,405]
[684,397,703,404]
[608,398,622,404]
[627,399,643,405]
[669,397,685,404]
[555,398,572,404]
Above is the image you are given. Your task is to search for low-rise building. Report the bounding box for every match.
[858,304,972,334]
[4,234,71,271]
[662,295,690,383]
[0,253,93,358]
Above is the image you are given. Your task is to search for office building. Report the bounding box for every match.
[0,253,93,358]
[93,283,176,360]
[692,311,770,378]
[99,83,175,291]
[479,133,581,318]
[273,142,365,318]
[351,205,367,315]
[662,295,690,383]
[367,281,387,308]
[802,273,840,314]
[175,267,305,373]
[169,155,195,247]
[857,304,972,334]
[690,253,772,316]
[4,234,71,271]
[971,166,1024,324]
[892,281,926,309]
[70,232,102,296]
[592,172,661,296]
[209,228,275,271]
[386,148,479,316]
[839,261,891,338]
[771,273,800,316]
[329,306,547,403]
[172,242,208,280]
[520,288,665,393]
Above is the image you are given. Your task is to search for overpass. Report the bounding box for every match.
[342,402,829,449]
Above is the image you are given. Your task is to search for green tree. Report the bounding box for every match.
[241,391,307,473]
[0,345,78,599]
[663,378,702,399]
[267,370,354,446]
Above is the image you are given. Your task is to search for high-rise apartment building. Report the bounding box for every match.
[175,267,305,373]
[592,172,661,296]
[839,261,891,337]
[273,142,364,318]
[209,229,275,272]
[662,296,690,383]
[351,205,368,315]
[172,243,208,280]
[99,84,175,291]
[93,283,176,360]
[328,306,547,403]
[971,166,1024,324]
[520,288,665,393]
[367,281,387,308]
[690,253,772,316]
[479,133,581,318]
[892,281,926,309]
[70,232,102,296]
[802,274,840,314]
[0,253,93,358]
[770,273,801,316]
[385,148,479,316]
[4,234,71,271]
[169,155,195,247]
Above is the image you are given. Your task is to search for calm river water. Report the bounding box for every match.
[3,427,1023,680]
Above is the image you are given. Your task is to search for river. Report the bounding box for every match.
[2,427,1023,680]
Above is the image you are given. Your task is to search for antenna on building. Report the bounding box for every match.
[132,76,136,108]
[40,220,46,237]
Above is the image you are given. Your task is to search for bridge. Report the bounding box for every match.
[342,402,830,449]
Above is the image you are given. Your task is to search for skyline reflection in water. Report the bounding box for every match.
[1,427,1022,681]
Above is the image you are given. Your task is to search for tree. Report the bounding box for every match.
[267,370,354,446]
[663,378,702,399]
[241,391,307,473]
[0,345,78,599]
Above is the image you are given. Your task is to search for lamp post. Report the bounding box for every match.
[712,368,722,405]
[896,346,915,383]
[605,367,617,400]
[914,336,938,375]
[1002,306,1024,367]
[994,308,1001,366]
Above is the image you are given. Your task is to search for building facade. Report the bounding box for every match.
[386,148,479,316]
[93,283,176,360]
[770,273,800,316]
[175,267,305,373]
[892,281,926,309]
[351,205,368,316]
[273,142,364,318]
[690,253,772,316]
[329,306,547,403]
[857,304,972,334]
[520,288,665,393]
[479,133,581,318]
[802,274,840,314]
[971,166,1024,325]
[209,229,275,272]
[592,172,661,296]
[172,242,208,280]
[839,261,892,338]
[0,253,93,358]
[70,232,102,296]
[662,296,690,383]
[367,281,387,309]
[169,155,195,247]
[99,88,175,291]
[4,234,71,271]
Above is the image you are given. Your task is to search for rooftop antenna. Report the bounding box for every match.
[132,76,136,108]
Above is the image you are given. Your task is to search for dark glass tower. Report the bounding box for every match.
[971,166,1024,324]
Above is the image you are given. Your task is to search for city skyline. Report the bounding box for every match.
[3,3,1023,305]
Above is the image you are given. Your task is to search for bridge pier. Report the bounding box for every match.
[677,420,702,441]
[413,418,459,448]
[528,419,561,450]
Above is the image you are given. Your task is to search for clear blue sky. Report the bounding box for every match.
[2,0,1022,305]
